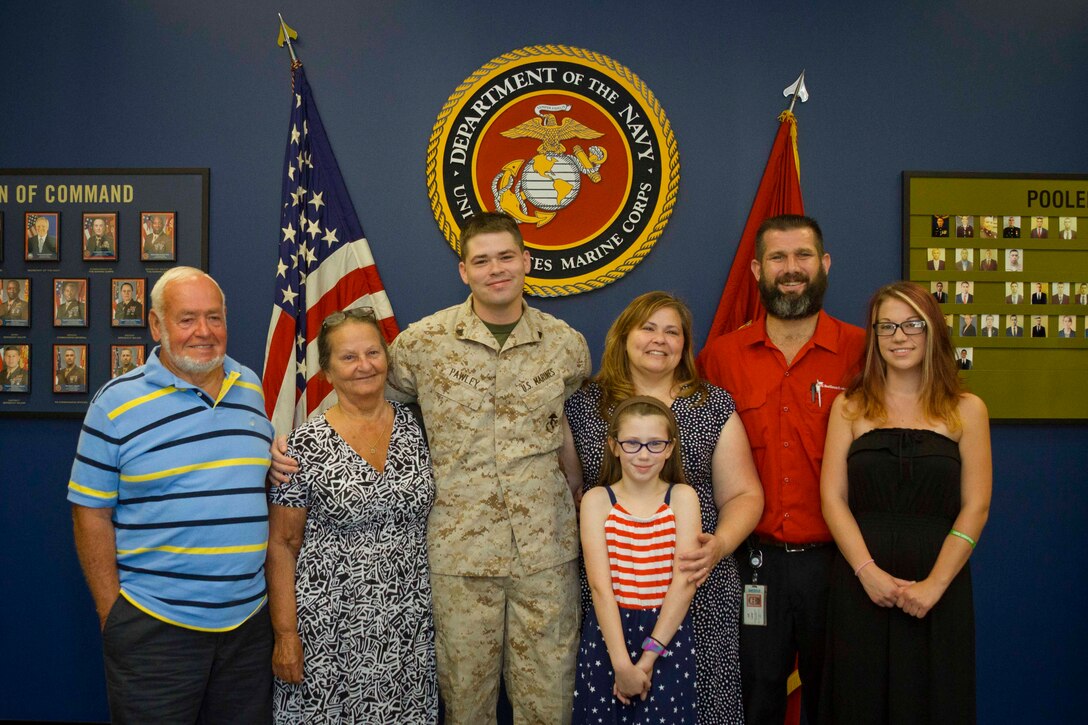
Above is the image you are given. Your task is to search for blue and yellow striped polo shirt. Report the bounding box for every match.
[68,348,274,631]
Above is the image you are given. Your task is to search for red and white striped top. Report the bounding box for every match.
[605,488,677,610]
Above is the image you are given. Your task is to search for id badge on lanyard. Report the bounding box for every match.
[742,545,766,626]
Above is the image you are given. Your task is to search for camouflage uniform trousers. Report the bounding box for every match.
[431,559,579,724]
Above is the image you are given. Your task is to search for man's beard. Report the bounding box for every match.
[758,266,828,320]
[159,327,224,375]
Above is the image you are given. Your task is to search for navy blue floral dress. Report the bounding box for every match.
[566,383,744,725]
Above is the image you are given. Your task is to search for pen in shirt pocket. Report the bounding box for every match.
[811,379,846,407]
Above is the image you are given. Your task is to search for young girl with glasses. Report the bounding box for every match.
[573,395,700,724]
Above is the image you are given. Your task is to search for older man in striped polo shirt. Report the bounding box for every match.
[69,267,275,723]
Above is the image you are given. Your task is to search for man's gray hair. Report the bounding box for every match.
[150,266,226,318]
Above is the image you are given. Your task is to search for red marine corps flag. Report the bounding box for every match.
[262,22,398,435]
[705,73,809,725]
[704,73,807,343]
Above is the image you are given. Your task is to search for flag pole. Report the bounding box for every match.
[262,33,400,433]
[277,13,298,64]
[701,74,808,342]
[786,69,806,114]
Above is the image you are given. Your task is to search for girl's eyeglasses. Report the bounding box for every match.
[614,438,672,454]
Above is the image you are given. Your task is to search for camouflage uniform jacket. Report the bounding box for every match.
[387,296,590,577]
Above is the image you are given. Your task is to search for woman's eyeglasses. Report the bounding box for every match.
[873,319,927,336]
[614,439,672,454]
[322,306,376,329]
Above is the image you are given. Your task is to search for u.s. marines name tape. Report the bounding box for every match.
[426,45,679,297]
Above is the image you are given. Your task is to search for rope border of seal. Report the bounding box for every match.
[425,44,680,297]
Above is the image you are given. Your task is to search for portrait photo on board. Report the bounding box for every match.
[83,213,118,261]
[140,212,176,261]
[111,278,146,327]
[111,344,145,378]
[0,344,30,392]
[0,278,30,327]
[54,278,89,327]
[54,344,88,393]
[25,212,60,261]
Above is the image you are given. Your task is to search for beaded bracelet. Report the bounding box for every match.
[853,558,875,577]
[641,636,671,658]
[949,528,977,548]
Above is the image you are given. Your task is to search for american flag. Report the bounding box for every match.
[262,63,398,436]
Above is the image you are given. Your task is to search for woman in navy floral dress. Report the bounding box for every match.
[563,292,763,725]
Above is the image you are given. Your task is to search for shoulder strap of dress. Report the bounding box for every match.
[664,483,674,505]
[605,485,617,504]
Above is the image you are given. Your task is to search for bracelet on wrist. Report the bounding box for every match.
[854,558,875,577]
[948,528,977,548]
[641,636,670,658]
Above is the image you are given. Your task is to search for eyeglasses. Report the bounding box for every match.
[873,319,927,336]
[614,438,672,454]
[322,306,376,329]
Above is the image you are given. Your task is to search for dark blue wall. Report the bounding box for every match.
[1,1,1085,721]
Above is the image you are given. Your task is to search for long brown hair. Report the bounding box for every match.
[846,281,963,429]
[599,396,686,487]
[595,291,706,418]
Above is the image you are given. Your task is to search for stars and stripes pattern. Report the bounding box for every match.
[605,502,676,610]
[575,489,696,723]
[262,63,398,436]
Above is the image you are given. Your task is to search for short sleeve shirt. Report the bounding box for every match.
[67,350,274,630]
[699,311,865,543]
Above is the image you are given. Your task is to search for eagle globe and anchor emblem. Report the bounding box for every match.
[491,103,608,227]
[427,45,678,296]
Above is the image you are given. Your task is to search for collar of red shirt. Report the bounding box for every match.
[734,309,846,360]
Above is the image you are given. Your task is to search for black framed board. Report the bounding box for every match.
[0,168,208,417]
[903,171,1087,421]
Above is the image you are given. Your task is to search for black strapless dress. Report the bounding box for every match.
[821,428,975,724]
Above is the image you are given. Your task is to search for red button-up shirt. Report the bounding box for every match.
[698,311,865,543]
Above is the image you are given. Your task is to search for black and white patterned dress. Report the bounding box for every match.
[565,382,744,725]
[270,402,438,724]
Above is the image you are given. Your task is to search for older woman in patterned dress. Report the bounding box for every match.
[266,308,437,723]
[561,291,763,725]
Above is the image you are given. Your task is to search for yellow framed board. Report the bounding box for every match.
[903,171,1088,421]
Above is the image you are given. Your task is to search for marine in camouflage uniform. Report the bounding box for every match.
[1,280,28,323]
[386,213,590,724]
